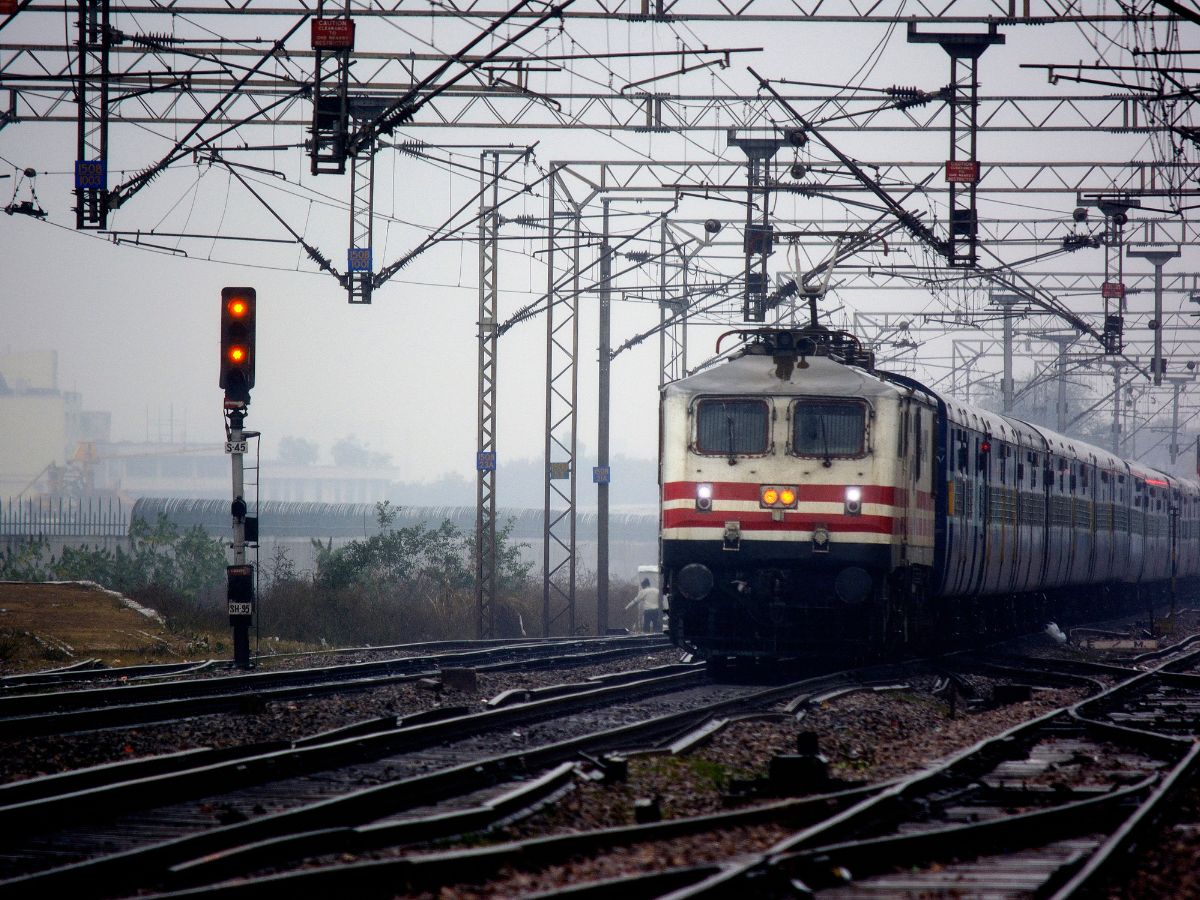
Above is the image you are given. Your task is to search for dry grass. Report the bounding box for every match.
[0,581,224,673]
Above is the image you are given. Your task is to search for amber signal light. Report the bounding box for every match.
[759,485,799,509]
[220,287,256,401]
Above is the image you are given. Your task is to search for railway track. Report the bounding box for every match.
[3,627,1192,898]
[556,646,1200,899]
[65,642,1196,900]
[0,660,893,899]
[0,634,647,690]
[0,634,668,737]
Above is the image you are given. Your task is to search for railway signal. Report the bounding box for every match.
[220,287,256,403]
[220,285,258,669]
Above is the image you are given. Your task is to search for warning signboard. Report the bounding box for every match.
[1102,282,1126,299]
[944,160,980,184]
[312,18,355,49]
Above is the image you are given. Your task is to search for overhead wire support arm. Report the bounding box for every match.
[618,49,740,94]
[975,244,1150,381]
[611,274,741,360]
[752,65,1152,371]
[105,15,311,212]
[749,67,951,259]
[345,0,574,160]
[372,145,541,290]
[218,157,343,282]
[1149,0,1200,25]
[497,201,679,336]
[761,179,934,314]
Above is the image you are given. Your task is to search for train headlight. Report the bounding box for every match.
[759,485,799,509]
[696,482,713,511]
[844,486,863,517]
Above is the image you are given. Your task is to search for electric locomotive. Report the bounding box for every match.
[660,328,1200,662]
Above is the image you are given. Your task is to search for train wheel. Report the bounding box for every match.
[705,655,731,679]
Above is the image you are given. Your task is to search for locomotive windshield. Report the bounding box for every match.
[695,398,769,455]
[792,400,866,459]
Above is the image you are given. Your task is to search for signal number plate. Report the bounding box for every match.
[225,441,248,454]
[228,602,253,616]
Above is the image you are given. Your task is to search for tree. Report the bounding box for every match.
[278,436,319,466]
[0,514,225,603]
[331,435,392,468]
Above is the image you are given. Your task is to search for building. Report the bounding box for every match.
[0,350,111,498]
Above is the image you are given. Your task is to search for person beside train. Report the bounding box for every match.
[626,578,662,633]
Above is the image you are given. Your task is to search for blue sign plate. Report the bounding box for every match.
[476,451,496,472]
[75,159,106,190]
[347,247,372,272]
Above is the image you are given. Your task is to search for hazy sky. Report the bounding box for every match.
[2,6,1194,482]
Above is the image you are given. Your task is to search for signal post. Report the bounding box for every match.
[220,287,256,669]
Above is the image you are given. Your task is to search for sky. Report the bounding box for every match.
[2,3,1196,486]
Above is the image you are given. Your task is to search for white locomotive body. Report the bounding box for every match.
[660,329,1200,660]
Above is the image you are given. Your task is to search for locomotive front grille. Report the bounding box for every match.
[664,539,890,657]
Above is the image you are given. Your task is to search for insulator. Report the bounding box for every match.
[130,31,180,46]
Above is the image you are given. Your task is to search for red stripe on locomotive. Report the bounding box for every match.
[662,509,896,534]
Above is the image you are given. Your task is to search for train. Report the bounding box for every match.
[660,327,1200,664]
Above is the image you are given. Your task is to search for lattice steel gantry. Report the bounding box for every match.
[309,4,354,176]
[74,0,110,229]
[346,97,384,305]
[908,22,1005,269]
[728,130,784,322]
[543,167,582,637]
[475,150,502,641]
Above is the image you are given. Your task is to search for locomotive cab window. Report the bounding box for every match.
[695,398,770,456]
[792,400,867,459]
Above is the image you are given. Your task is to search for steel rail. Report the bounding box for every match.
[1,638,659,689]
[161,783,891,898]
[651,648,1200,898]
[0,634,661,705]
[0,665,706,833]
[0,668,860,897]
[2,659,226,688]
[1048,742,1200,898]
[0,638,668,738]
[255,631,667,665]
[122,648,1189,898]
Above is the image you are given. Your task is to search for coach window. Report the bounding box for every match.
[792,400,868,460]
[695,398,770,456]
